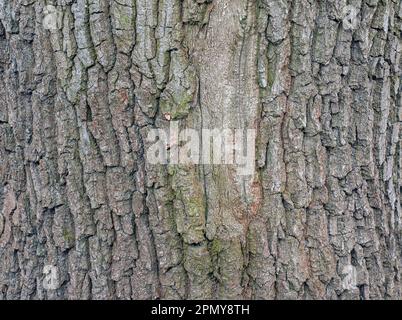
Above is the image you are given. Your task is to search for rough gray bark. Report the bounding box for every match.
[0,0,401,300]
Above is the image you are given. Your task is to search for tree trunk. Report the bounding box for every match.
[0,0,401,300]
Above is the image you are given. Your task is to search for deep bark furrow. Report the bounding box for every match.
[0,0,401,300]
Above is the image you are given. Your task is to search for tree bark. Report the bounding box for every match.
[0,0,401,300]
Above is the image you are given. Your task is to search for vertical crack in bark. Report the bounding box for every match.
[0,0,401,300]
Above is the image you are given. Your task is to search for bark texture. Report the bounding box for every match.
[0,0,401,300]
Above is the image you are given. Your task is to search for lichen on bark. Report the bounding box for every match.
[0,0,401,300]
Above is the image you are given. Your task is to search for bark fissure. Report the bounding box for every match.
[0,0,401,300]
